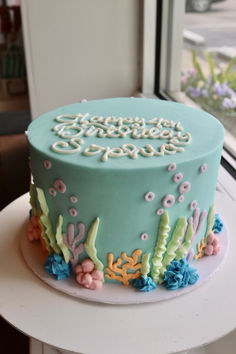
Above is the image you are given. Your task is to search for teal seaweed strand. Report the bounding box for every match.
[151,212,170,284]
[55,215,71,264]
[159,217,187,282]
[36,188,61,254]
[204,205,215,239]
[175,222,193,260]
[84,217,104,271]
[141,253,151,277]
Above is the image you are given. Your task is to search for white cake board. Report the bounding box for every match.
[20,220,229,305]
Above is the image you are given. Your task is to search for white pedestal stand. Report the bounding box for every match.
[0,192,236,354]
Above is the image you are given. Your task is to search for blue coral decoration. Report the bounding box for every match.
[133,275,157,292]
[163,258,199,290]
[44,253,70,280]
[213,213,223,234]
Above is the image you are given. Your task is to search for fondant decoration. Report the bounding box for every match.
[105,249,142,286]
[173,172,183,183]
[151,212,170,283]
[36,188,60,254]
[163,258,199,290]
[28,213,41,241]
[84,218,103,271]
[175,223,193,260]
[213,213,223,234]
[63,223,85,269]
[178,181,191,194]
[195,237,206,259]
[168,163,176,172]
[156,208,164,215]
[75,259,103,290]
[44,253,70,280]
[186,249,195,264]
[70,195,78,203]
[44,160,52,169]
[159,217,187,281]
[49,187,57,197]
[52,113,192,161]
[204,205,215,240]
[200,163,207,173]
[55,215,71,264]
[189,208,207,246]
[80,99,87,102]
[144,192,155,202]
[133,276,157,292]
[54,179,66,193]
[141,253,151,277]
[69,207,78,217]
[190,200,197,211]
[140,233,148,241]
[204,231,220,256]
[178,195,184,203]
[162,194,175,208]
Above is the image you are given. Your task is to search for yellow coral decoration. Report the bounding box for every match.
[194,237,206,259]
[105,249,142,286]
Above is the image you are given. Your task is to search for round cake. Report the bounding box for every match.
[27,98,224,291]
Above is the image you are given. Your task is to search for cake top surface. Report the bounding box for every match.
[27,98,224,170]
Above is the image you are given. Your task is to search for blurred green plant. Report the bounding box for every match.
[181,49,236,113]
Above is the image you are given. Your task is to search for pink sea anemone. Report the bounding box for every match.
[75,259,103,290]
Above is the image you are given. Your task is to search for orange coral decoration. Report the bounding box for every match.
[194,237,206,260]
[105,249,142,286]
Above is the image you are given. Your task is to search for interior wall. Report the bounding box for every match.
[21,0,141,118]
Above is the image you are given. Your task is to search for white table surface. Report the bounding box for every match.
[0,192,236,354]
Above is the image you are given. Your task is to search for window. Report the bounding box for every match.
[142,0,235,188]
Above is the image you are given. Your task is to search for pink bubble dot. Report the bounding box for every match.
[49,187,56,197]
[190,200,197,211]
[144,191,155,202]
[140,233,148,241]
[70,195,78,203]
[173,172,183,183]
[179,181,191,194]
[156,208,164,216]
[69,207,77,217]
[200,163,207,173]
[162,194,175,208]
[44,160,52,169]
[168,163,176,172]
[178,195,184,203]
[54,179,66,193]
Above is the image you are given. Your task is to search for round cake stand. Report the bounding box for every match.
[0,192,236,354]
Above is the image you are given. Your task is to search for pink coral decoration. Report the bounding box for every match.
[28,215,41,241]
[75,259,103,290]
[144,191,155,202]
[70,195,78,203]
[157,208,164,215]
[69,207,78,217]
[49,187,57,197]
[140,233,148,241]
[204,231,220,256]
[179,181,191,194]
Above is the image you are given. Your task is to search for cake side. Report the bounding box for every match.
[27,98,224,290]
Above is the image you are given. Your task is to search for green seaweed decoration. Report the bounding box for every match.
[55,215,71,264]
[204,205,215,240]
[175,222,193,261]
[36,187,61,254]
[159,217,187,282]
[84,217,104,271]
[29,183,37,217]
[151,211,170,284]
[141,253,151,277]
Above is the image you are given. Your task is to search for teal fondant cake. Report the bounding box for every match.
[27,98,224,291]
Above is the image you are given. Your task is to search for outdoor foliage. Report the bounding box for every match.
[181,49,236,114]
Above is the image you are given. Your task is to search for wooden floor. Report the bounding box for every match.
[0,316,29,354]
